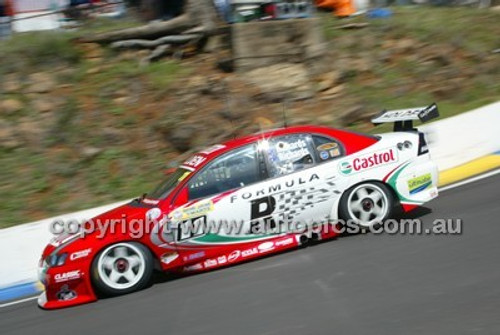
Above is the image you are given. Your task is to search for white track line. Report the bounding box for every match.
[0,295,38,308]
[439,168,500,192]
[1,168,499,309]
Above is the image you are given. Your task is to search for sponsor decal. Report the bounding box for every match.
[228,250,241,262]
[319,151,329,160]
[143,198,159,205]
[230,173,320,203]
[183,251,206,262]
[161,252,179,264]
[242,248,258,257]
[408,173,432,194]
[54,270,81,283]
[258,241,275,253]
[275,237,294,247]
[329,148,341,158]
[172,201,214,221]
[217,255,227,265]
[318,143,341,159]
[340,148,397,175]
[176,215,207,242]
[70,248,92,261]
[204,259,218,268]
[172,210,183,221]
[178,171,191,182]
[275,139,310,162]
[182,155,206,169]
[184,263,203,271]
[418,104,438,121]
[339,162,352,174]
[317,143,338,151]
[56,285,77,301]
[200,144,226,155]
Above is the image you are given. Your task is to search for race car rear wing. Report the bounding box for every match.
[371,103,439,131]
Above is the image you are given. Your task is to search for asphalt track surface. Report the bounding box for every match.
[1,173,500,335]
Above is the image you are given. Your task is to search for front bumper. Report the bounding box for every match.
[38,264,97,309]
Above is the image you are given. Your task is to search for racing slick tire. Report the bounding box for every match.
[91,242,154,296]
[338,181,395,231]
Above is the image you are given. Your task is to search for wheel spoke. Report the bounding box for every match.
[128,255,141,269]
[103,256,115,270]
[109,270,121,283]
[371,191,383,203]
[356,188,369,200]
[350,200,363,213]
[372,204,383,216]
[123,269,136,283]
[114,246,128,258]
[359,210,370,223]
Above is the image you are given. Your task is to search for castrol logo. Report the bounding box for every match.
[340,148,397,175]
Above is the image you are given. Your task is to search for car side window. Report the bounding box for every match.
[187,145,261,200]
[264,134,317,178]
[312,135,344,162]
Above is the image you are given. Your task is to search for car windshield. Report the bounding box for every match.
[147,168,191,200]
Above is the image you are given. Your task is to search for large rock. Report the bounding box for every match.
[231,18,326,72]
[18,117,46,145]
[0,99,23,114]
[32,97,57,113]
[315,70,341,92]
[2,74,22,93]
[320,84,345,100]
[0,120,22,150]
[244,63,313,101]
[26,73,57,94]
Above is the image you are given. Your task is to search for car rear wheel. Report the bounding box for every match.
[339,182,394,229]
[92,242,153,296]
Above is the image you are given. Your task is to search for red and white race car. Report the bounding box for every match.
[38,104,440,309]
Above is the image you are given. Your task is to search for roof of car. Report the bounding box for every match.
[180,125,378,171]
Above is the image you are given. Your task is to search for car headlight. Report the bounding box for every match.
[48,252,68,267]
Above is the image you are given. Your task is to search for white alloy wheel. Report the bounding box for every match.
[97,243,146,291]
[346,183,391,228]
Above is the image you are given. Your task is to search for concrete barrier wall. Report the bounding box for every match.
[421,101,500,171]
[0,200,129,289]
[0,101,499,301]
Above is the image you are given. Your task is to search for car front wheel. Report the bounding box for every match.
[91,242,153,296]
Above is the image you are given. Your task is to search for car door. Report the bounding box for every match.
[169,143,271,248]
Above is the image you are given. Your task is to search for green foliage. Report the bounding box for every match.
[0,32,81,72]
